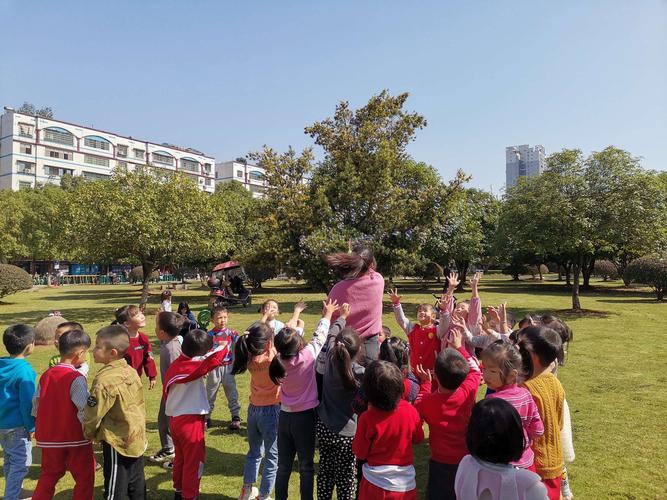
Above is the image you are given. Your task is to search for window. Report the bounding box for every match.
[43,127,74,146]
[19,144,32,155]
[18,181,32,190]
[205,178,212,187]
[236,170,244,178]
[249,171,264,182]
[82,171,110,180]
[180,159,199,172]
[153,152,174,166]
[116,160,128,169]
[44,165,74,177]
[117,145,128,157]
[203,163,212,173]
[46,149,73,160]
[16,161,36,174]
[18,123,34,138]
[133,148,145,159]
[83,136,110,151]
[84,154,109,167]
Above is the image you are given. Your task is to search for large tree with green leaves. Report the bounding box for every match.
[0,190,27,263]
[68,167,231,305]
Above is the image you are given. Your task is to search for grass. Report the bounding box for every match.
[0,275,666,499]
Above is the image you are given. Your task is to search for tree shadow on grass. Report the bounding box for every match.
[597,298,663,304]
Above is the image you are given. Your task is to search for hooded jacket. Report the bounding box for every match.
[0,357,36,432]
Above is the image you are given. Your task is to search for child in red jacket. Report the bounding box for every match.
[352,360,424,500]
[414,329,481,500]
[115,305,157,389]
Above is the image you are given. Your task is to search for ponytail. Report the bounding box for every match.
[324,243,376,279]
[329,328,362,391]
[232,322,273,375]
[269,327,304,385]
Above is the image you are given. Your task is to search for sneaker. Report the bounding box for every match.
[163,460,174,470]
[228,417,242,431]
[149,447,175,463]
[205,417,213,429]
[238,485,258,500]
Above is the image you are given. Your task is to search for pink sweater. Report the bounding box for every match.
[328,269,385,338]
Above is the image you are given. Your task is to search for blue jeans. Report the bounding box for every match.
[0,427,32,500]
[244,404,280,497]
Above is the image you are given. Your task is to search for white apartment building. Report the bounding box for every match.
[215,160,266,198]
[505,144,546,188]
[0,107,216,192]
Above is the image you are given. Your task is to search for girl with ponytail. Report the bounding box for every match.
[270,299,340,500]
[232,322,280,500]
[317,326,365,500]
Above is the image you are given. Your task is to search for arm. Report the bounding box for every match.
[412,408,425,444]
[19,374,36,432]
[70,376,90,423]
[285,301,308,329]
[466,272,483,332]
[526,397,545,440]
[306,299,339,358]
[83,384,116,440]
[389,289,413,334]
[143,335,158,388]
[31,383,40,418]
[351,414,372,460]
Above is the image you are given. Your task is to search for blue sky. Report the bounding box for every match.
[1,0,665,192]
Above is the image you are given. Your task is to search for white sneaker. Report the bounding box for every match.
[239,485,259,500]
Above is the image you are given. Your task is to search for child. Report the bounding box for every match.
[164,329,230,500]
[377,325,391,344]
[232,322,281,500]
[160,290,173,312]
[455,398,548,499]
[352,360,424,499]
[315,302,351,399]
[115,305,157,389]
[413,329,481,500]
[269,299,338,500]
[389,288,440,388]
[437,271,483,355]
[481,340,544,469]
[177,302,199,331]
[260,299,307,336]
[48,321,91,377]
[518,326,565,500]
[380,337,421,403]
[0,324,36,500]
[33,329,96,500]
[205,306,241,430]
[83,325,147,499]
[317,326,364,500]
[149,312,185,464]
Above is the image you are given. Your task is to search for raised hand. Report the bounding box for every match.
[414,364,432,383]
[388,288,401,305]
[340,303,351,319]
[293,300,308,314]
[450,329,463,349]
[447,271,460,292]
[322,298,340,319]
[470,271,483,296]
[487,306,501,324]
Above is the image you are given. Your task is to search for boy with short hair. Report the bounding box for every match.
[83,325,147,499]
[48,321,90,377]
[115,305,157,389]
[414,329,482,500]
[0,324,36,500]
[164,329,230,500]
[33,329,96,500]
[205,306,241,429]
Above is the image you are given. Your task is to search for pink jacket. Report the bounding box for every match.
[328,269,385,339]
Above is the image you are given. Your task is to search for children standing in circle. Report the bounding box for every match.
[232,322,281,500]
[206,306,241,430]
[455,398,548,499]
[317,325,364,500]
[481,340,544,470]
[352,360,424,499]
[270,299,339,500]
[115,305,157,389]
[518,326,566,500]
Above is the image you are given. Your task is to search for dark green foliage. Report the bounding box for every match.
[625,256,667,301]
[0,264,32,299]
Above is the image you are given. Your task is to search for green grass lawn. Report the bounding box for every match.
[1,276,665,499]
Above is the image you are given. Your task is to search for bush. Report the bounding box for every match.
[526,264,549,279]
[0,264,32,299]
[129,266,159,283]
[625,256,667,301]
[503,261,528,281]
[594,260,619,281]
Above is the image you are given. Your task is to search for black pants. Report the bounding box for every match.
[275,409,316,500]
[362,334,380,366]
[316,420,355,500]
[102,441,146,500]
[426,459,458,500]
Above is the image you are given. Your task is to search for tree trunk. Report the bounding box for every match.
[582,256,595,289]
[455,260,470,291]
[657,287,664,301]
[140,261,154,308]
[565,263,572,286]
[538,260,544,281]
[572,254,582,310]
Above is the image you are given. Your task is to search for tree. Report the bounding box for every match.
[0,191,27,263]
[68,167,231,305]
[17,102,54,118]
[625,256,667,301]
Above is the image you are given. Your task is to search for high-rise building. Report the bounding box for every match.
[505,144,546,187]
[215,160,267,198]
[0,107,216,192]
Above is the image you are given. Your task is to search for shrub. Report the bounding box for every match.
[625,256,667,301]
[526,264,549,280]
[503,261,528,281]
[593,260,619,281]
[34,315,67,345]
[129,266,159,283]
[0,264,32,299]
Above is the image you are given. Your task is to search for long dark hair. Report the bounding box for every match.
[518,326,563,378]
[362,360,404,411]
[324,242,376,279]
[329,327,362,390]
[466,398,525,464]
[269,327,304,385]
[379,337,410,371]
[232,322,274,375]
